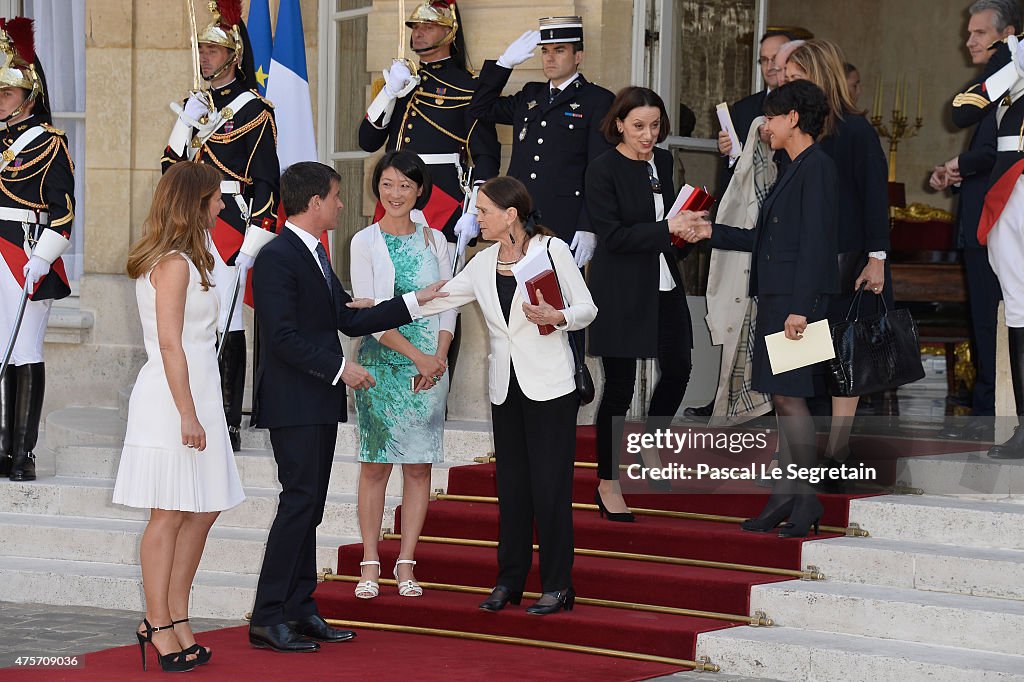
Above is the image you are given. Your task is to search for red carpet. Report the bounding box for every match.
[0,626,683,681]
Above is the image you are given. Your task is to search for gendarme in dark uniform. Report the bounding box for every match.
[469,17,613,249]
[0,17,75,482]
[161,0,279,451]
[359,0,499,243]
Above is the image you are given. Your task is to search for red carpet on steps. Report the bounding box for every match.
[0,626,684,681]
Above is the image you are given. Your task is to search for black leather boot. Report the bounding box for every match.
[10,363,44,481]
[0,367,15,476]
[220,330,245,452]
[989,327,1024,460]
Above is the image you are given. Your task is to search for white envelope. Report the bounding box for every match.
[765,319,836,375]
[716,102,742,160]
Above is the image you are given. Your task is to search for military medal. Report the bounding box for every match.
[519,125,528,142]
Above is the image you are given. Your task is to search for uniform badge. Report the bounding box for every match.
[519,126,528,142]
[527,100,537,110]
[570,103,580,110]
[224,120,234,133]
[1,150,13,163]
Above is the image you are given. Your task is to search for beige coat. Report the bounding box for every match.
[705,117,776,419]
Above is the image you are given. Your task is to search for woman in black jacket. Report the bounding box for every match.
[785,40,890,465]
[685,80,839,537]
[585,87,709,520]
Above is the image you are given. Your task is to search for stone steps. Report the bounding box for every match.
[0,477,393,539]
[0,555,257,620]
[848,494,1024,549]
[800,535,1024,601]
[896,450,1024,497]
[750,579,1024,656]
[0,511,352,576]
[696,625,1024,682]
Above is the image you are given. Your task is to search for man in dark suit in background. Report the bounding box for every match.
[932,0,1016,432]
[247,162,446,652]
[469,16,614,268]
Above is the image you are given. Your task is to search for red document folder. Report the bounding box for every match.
[669,184,715,248]
[525,269,566,335]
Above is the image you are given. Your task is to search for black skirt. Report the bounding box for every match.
[752,293,830,398]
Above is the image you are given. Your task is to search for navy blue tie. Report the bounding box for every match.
[315,243,333,299]
[549,87,560,104]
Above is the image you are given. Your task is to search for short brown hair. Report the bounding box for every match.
[600,86,671,144]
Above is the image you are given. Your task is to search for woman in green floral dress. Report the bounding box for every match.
[349,151,455,599]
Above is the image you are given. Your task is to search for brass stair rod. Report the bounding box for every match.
[322,618,721,672]
[434,492,868,537]
[324,572,773,627]
[383,533,824,580]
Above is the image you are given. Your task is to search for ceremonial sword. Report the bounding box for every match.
[216,197,253,359]
[0,224,41,381]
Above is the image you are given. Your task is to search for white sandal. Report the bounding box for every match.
[354,560,380,599]
[394,559,423,597]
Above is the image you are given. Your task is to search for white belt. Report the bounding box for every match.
[417,153,461,167]
[0,207,48,224]
[221,180,242,195]
[997,136,1024,152]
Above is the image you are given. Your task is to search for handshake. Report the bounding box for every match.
[669,210,712,243]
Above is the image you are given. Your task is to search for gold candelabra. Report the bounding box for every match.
[870,74,923,182]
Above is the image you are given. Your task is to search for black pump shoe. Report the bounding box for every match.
[593,489,635,522]
[778,495,824,538]
[479,585,522,612]
[525,587,576,615]
[740,492,795,532]
[171,618,211,665]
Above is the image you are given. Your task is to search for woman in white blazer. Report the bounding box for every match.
[349,151,455,600]
[418,176,597,615]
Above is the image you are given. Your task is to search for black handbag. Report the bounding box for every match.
[828,283,925,396]
[546,239,595,405]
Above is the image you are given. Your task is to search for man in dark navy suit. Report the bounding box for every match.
[247,162,446,652]
[468,17,614,267]
[934,0,1016,430]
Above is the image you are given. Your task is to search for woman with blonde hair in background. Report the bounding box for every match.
[114,161,245,672]
[784,39,890,470]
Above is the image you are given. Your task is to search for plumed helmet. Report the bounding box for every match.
[197,0,245,81]
[405,0,458,48]
[0,17,50,123]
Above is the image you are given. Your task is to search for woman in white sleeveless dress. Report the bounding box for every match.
[113,162,244,672]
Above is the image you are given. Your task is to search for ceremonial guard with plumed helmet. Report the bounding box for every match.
[0,18,75,481]
[162,0,279,451]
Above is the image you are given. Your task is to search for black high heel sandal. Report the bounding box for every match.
[136,618,196,673]
[594,489,635,523]
[525,587,576,615]
[740,493,795,532]
[778,494,824,538]
[172,618,211,666]
[479,585,523,612]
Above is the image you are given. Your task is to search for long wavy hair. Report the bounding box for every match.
[126,162,220,290]
[787,39,863,137]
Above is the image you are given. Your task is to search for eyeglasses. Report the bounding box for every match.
[647,163,662,194]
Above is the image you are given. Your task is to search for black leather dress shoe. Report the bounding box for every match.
[249,623,320,652]
[289,615,356,642]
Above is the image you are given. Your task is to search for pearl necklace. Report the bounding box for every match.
[496,239,526,271]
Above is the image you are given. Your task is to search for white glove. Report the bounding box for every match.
[453,211,480,240]
[570,231,597,268]
[235,252,256,284]
[497,30,541,69]
[183,92,210,125]
[23,256,50,290]
[384,60,419,99]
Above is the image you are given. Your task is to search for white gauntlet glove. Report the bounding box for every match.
[569,231,597,268]
[384,60,419,98]
[497,30,541,69]
[23,256,50,289]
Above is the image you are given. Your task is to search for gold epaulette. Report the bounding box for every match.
[40,122,65,136]
[250,89,274,109]
[371,77,385,100]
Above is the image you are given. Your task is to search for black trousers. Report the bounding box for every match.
[964,247,1003,416]
[595,290,692,480]
[251,423,337,626]
[491,369,578,593]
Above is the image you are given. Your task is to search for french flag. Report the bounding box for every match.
[266,0,317,172]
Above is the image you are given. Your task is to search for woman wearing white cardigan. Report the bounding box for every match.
[349,151,455,600]
[418,176,598,615]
